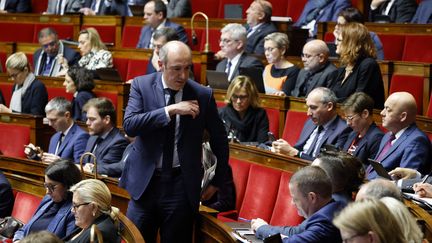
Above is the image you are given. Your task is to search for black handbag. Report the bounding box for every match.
[0,217,23,239]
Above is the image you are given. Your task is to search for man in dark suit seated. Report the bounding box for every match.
[34,28,80,77]
[82,98,129,177]
[411,0,432,24]
[0,0,31,13]
[136,0,187,49]
[244,0,277,55]
[80,0,131,16]
[356,179,403,201]
[24,97,89,163]
[291,40,336,98]
[251,166,345,242]
[272,87,351,161]
[45,0,83,15]
[367,92,431,180]
[369,0,417,23]
[216,23,264,82]
[120,41,229,243]
[0,170,14,218]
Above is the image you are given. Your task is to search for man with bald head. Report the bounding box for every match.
[367,92,431,180]
[356,179,403,201]
[291,40,337,97]
[121,41,229,242]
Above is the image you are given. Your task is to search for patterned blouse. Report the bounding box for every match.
[78,49,113,70]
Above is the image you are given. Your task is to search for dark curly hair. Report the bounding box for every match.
[67,66,95,92]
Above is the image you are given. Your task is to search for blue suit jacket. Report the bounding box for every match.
[411,0,432,24]
[342,123,384,167]
[368,124,431,180]
[295,116,351,161]
[13,195,77,241]
[12,78,48,116]
[294,0,351,36]
[3,0,31,13]
[256,200,345,243]
[136,20,188,48]
[245,22,277,55]
[120,72,229,211]
[72,90,96,122]
[84,127,129,177]
[33,44,80,77]
[48,123,89,163]
[0,171,14,218]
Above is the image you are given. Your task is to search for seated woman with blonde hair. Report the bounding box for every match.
[218,75,269,143]
[64,179,120,243]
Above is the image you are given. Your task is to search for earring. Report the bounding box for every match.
[93,212,96,217]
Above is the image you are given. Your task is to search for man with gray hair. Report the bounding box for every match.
[24,97,89,163]
[216,23,263,82]
[272,87,351,161]
[33,27,80,77]
[251,166,345,242]
[356,179,403,201]
[291,40,337,97]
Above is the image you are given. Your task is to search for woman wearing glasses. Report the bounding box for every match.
[341,92,383,168]
[219,75,269,143]
[64,179,120,243]
[13,160,82,241]
[262,32,299,96]
[0,52,48,115]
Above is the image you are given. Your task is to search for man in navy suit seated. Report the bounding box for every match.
[0,170,14,218]
[272,87,351,161]
[24,97,89,163]
[0,0,31,13]
[251,166,345,242]
[136,0,187,49]
[367,92,431,180]
[82,97,129,177]
[34,28,80,77]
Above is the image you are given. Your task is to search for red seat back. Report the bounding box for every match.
[205,29,222,53]
[0,23,34,42]
[31,0,48,13]
[282,110,308,145]
[81,25,116,45]
[12,192,43,224]
[286,0,308,22]
[389,75,424,114]
[239,164,281,222]
[113,57,130,81]
[126,59,149,80]
[264,108,280,139]
[0,124,30,158]
[229,158,251,210]
[191,0,219,18]
[46,87,74,101]
[324,32,335,42]
[378,34,405,61]
[268,0,288,17]
[269,171,304,226]
[121,26,142,48]
[402,35,432,63]
[426,92,432,118]
[33,24,75,43]
[0,82,13,107]
[185,28,204,52]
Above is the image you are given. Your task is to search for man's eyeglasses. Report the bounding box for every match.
[72,202,91,211]
[345,113,359,121]
[43,182,58,192]
[219,38,238,45]
[42,40,58,49]
[231,95,248,101]
[9,71,21,79]
[301,53,319,59]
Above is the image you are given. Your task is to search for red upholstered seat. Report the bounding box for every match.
[238,164,281,222]
[192,62,202,83]
[216,101,226,108]
[81,25,116,45]
[191,0,219,18]
[121,26,142,48]
[0,124,30,158]
[204,28,222,53]
[264,108,280,139]
[282,110,308,145]
[286,0,308,22]
[402,35,432,63]
[426,92,432,118]
[0,23,34,42]
[229,158,251,211]
[126,59,148,80]
[12,192,42,224]
[268,0,288,17]
[389,75,424,114]
[185,28,204,52]
[324,32,335,42]
[378,34,405,61]
[33,24,75,43]
[113,57,130,81]
[0,82,13,107]
[269,171,304,226]
[31,0,48,13]
[46,87,74,101]
[217,0,252,18]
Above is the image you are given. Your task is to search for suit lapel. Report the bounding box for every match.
[57,124,76,155]
[380,125,414,161]
[153,73,165,107]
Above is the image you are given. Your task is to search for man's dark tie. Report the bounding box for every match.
[376,133,396,161]
[306,125,324,157]
[300,71,313,96]
[55,133,64,155]
[162,89,177,172]
[226,61,232,77]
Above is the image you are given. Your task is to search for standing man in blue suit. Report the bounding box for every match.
[272,87,351,161]
[251,166,345,242]
[244,0,277,55]
[136,0,187,49]
[82,98,129,177]
[24,97,89,163]
[367,92,431,180]
[0,0,31,13]
[120,41,229,243]
[294,0,351,37]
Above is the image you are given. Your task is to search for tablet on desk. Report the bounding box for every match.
[206,70,230,90]
[95,68,123,82]
[368,159,392,180]
[238,67,266,94]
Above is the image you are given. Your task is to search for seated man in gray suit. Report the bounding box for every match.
[291,40,336,98]
[45,0,84,14]
[216,23,263,82]
[272,87,351,161]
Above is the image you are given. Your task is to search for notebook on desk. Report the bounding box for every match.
[94,68,123,82]
[206,70,230,90]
